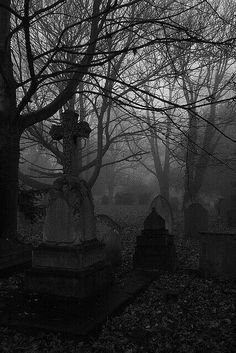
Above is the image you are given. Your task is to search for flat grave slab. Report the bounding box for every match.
[0,270,158,339]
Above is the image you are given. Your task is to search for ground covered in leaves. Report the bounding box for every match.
[0,205,235,353]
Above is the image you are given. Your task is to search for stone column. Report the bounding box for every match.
[61,110,79,175]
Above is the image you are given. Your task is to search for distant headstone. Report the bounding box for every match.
[216,198,236,228]
[149,195,174,233]
[101,195,109,205]
[217,198,231,222]
[227,208,236,228]
[115,191,135,205]
[184,203,208,238]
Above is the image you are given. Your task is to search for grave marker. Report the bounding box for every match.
[184,203,208,239]
[199,232,236,280]
[26,110,112,299]
[133,208,177,272]
[149,195,174,233]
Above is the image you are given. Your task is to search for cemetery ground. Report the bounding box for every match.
[0,205,235,353]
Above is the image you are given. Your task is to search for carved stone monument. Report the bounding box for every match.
[26,110,111,298]
[133,208,177,272]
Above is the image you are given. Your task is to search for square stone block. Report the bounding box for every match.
[25,260,112,299]
[199,232,236,280]
[26,239,112,299]
[32,239,105,270]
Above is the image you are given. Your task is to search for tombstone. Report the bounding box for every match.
[96,214,122,268]
[133,208,177,272]
[227,208,236,228]
[216,198,236,228]
[184,203,208,239]
[149,195,174,233]
[217,198,231,225]
[25,111,111,299]
[199,232,236,280]
[42,176,96,244]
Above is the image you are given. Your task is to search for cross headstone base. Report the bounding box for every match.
[25,240,112,299]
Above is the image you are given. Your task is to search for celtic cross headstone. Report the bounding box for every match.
[26,110,112,300]
[43,109,95,244]
[49,109,91,175]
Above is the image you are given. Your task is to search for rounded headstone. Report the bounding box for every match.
[149,195,174,232]
[144,207,165,230]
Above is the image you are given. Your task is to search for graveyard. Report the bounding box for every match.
[1,1,236,353]
[0,203,235,353]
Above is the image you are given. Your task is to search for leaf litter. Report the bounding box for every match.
[0,205,235,352]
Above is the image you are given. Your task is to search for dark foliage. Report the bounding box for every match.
[18,189,43,223]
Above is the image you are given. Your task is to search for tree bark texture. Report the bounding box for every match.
[0,129,21,238]
[0,0,21,238]
[0,0,101,239]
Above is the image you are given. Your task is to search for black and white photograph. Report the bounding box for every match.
[0,1,235,352]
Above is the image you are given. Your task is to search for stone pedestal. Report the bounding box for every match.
[25,239,112,299]
[199,232,236,280]
[0,238,32,273]
[133,208,177,272]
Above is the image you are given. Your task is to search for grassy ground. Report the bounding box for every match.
[0,204,235,353]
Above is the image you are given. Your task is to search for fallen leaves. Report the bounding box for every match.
[0,205,235,352]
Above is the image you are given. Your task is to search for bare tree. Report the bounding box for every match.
[0,0,235,241]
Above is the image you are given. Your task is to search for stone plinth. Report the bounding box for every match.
[32,241,104,269]
[199,232,236,280]
[133,230,177,272]
[25,239,112,299]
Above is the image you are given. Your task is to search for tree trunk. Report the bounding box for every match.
[159,176,170,202]
[0,0,20,240]
[183,109,198,209]
[0,128,21,239]
[107,183,114,204]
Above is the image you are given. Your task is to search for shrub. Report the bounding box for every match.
[18,189,43,223]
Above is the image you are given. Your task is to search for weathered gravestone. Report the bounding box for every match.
[133,208,177,272]
[227,208,236,228]
[149,195,174,233]
[25,110,111,299]
[96,214,122,268]
[217,198,231,227]
[199,232,236,280]
[184,203,208,239]
[217,198,236,229]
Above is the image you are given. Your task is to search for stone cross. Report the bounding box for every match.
[43,109,94,244]
[49,109,91,176]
